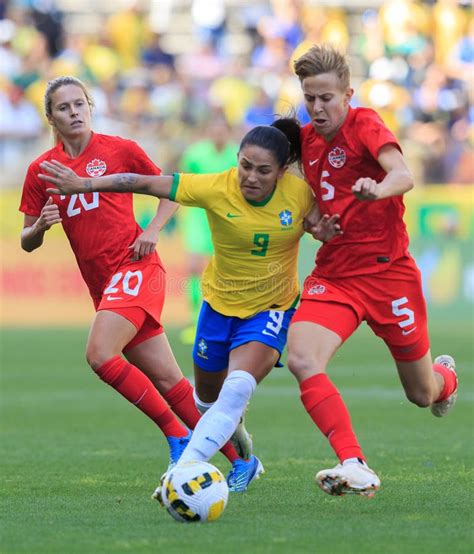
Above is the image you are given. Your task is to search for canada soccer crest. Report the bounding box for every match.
[86,159,107,177]
[328,147,346,168]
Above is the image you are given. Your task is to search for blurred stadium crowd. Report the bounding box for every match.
[0,0,472,186]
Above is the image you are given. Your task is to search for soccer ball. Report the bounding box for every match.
[161,461,229,523]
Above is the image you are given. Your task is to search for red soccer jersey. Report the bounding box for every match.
[301,106,409,277]
[19,133,163,301]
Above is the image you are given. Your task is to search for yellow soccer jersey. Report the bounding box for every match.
[170,168,314,318]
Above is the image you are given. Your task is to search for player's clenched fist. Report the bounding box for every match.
[352,177,378,201]
[36,197,62,231]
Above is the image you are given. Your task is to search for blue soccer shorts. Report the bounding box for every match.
[192,301,295,372]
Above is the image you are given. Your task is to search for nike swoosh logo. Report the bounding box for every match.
[205,436,219,446]
[106,295,123,301]
[402,327,417,336]
[227,213,242,218]
[309,159,319,166]
[262,330,277,337]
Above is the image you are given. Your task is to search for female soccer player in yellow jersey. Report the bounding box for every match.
[39,118,341,493]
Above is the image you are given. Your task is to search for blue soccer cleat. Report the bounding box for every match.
[166,428,192,472]
[152,429,192,503]
[226,455,264,492]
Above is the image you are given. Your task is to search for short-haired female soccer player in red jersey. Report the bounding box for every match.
[287,44,458,497]
[19,76,244,478]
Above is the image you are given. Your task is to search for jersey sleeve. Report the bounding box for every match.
[127,140,162,176]
[19,162,48,217]
[357,110,402,160]
[170,172,218,209]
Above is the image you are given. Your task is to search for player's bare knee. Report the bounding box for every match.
[288,350,323,379]
[154,374,181,394]
[86,344,115,372]
[287,350,303,376]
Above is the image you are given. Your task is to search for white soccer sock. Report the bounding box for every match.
[179,370,257,464]
[193,390,214,415]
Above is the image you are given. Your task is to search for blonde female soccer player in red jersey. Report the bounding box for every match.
[37,117,341,495]
[287,44,458,497]
[19,76,245,477]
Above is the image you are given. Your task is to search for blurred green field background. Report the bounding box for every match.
[1,320,472,554]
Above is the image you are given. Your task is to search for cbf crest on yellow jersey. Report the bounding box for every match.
[170,168,314,318]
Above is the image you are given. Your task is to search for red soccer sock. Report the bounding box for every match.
[164,378,240,463]
[433,363,457,402]
[95,356,188,438]
[300,373,365,462]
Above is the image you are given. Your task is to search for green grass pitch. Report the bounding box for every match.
[1,321,472,554]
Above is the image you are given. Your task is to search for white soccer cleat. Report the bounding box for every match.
[315,459,381,498]
[230,416,253,460]
[431,355,458,418]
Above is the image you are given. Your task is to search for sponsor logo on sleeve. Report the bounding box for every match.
[307,284,326,295]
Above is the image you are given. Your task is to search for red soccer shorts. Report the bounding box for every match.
[94,260,166,351]
[291,254,430,362]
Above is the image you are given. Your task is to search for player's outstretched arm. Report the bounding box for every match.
[38,160,174,199]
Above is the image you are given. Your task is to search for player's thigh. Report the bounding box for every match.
[228,341,279,384]
[364,261,430,363]
[192,302,232,401]
[194,363,228,403]
[86,310,138,367]
[192,301,232,371]
[98,261,166,331]
[229,306,294,375]
[124,331,184,393]
[288,299,357,380]
[287,321,343,381]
